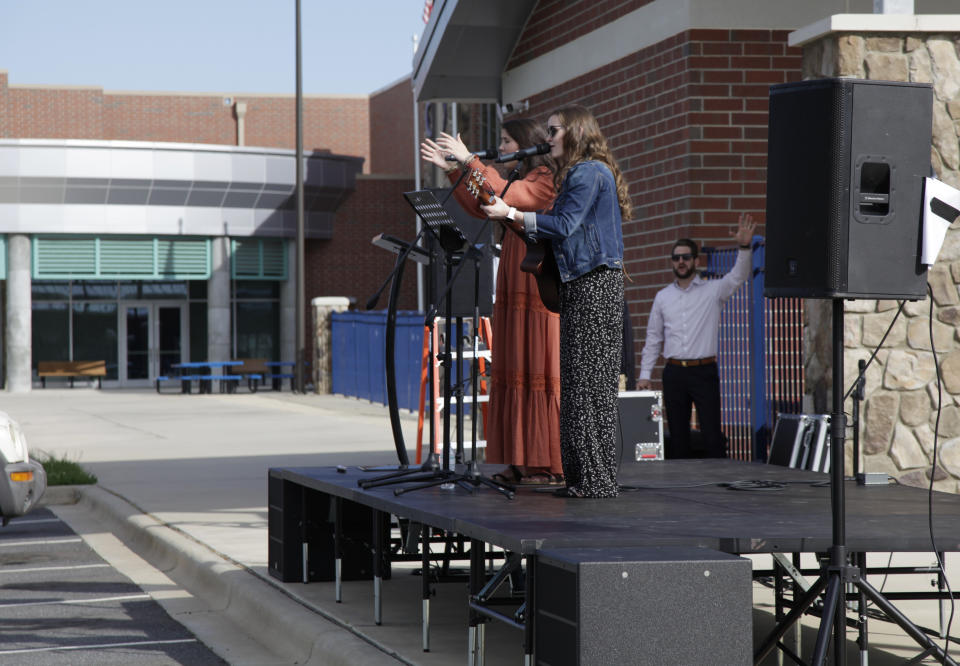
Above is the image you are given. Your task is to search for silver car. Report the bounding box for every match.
[0,411,46,525]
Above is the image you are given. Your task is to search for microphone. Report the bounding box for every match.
[495,143,550,163]
[445,148,498,161]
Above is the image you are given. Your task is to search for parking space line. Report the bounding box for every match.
[0,563,110,574]
[0,537,82,548]
[0,638,199,655]
[0,593,150,608]
[7,518,62,525]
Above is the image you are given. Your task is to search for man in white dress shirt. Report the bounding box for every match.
[638,214,755,458]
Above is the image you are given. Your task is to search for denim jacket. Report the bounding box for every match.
[522,160,624,283]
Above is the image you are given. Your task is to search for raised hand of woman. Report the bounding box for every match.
[434,132,473,164]
[420,137,451,170]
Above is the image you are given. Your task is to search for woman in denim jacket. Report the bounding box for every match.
[483,105,631,498]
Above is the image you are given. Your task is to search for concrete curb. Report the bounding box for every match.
[37,484,81,507]
[73,485,404,666]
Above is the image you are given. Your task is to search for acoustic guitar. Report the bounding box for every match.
[466,168,560,313]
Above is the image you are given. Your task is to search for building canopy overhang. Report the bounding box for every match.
[412,0,536,103]
[0,140,364,239]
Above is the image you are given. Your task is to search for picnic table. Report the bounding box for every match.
[157,361,246,394]
[265,361,297,391]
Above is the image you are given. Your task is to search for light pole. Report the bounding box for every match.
[294,0,305,392]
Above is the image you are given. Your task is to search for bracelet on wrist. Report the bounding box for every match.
[739,244,751,249]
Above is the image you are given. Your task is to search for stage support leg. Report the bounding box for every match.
[373,509,386,625]
[524,554,535,665]
[468,538,485,666]
[793,553,803,661]
[300,489,309,584]
[334,496,342,602]
[939,552,948,638]
[478,623,486,666]
[855,552,868,665]
[422,523,431,652]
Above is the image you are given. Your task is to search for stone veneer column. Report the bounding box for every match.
[792,14,960,492]
[5,234,31,392]
[312,297,350,394]
[207,236,231,368]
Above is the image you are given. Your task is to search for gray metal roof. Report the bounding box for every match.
[412,0,536,102]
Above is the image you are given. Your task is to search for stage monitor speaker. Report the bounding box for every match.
[764,78,932,300]
[615,390,664,469]
[534,546,752,665]
[426,188,494,318]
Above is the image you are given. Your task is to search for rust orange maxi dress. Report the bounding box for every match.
[447,157,562,476]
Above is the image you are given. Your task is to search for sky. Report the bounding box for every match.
[0,0,429,96]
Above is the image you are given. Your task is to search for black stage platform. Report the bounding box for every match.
[268,459,960,664]
[273,459,960,555]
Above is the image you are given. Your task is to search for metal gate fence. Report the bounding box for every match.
[704,238,804,460]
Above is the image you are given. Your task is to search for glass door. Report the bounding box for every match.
[119,302,188,386]
[156,305,185,378]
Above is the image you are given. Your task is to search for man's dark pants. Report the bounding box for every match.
[662,362,725,458]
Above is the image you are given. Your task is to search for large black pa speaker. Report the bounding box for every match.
[764,78,932,299]
[534,546,752,665]
[426,188,495,318]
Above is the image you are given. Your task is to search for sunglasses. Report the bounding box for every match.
[547,125,563,138]
[671,253,693,262]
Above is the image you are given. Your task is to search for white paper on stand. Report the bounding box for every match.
[922,177,960,265]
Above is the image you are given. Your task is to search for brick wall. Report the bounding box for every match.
[104,93,234,144]
[519,28,801,380]
[6,86,105,139]
[0,71,8,138]
[0,71,372,170]
[508,0,654,69]
[369,79,414,176]
[306,175,419,315]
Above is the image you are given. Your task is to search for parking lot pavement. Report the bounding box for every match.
[0,507,225,665]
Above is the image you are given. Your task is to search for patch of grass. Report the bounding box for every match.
[33,452,97,486]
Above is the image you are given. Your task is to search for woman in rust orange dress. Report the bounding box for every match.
[420,119,562,484]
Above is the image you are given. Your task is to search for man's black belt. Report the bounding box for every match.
[667,356,716,367]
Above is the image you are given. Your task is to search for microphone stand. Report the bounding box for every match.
[394,167,525,498]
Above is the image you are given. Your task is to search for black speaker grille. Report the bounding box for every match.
[827,84,850,292]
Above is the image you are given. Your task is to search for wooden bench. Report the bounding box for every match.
[37,360,106,388]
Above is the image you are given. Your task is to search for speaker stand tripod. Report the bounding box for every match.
[755,299,956,665]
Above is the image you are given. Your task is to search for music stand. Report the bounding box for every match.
[361,189,513,499]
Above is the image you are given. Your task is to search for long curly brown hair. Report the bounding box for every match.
[549,105,632,221]
[501,118,555,179]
